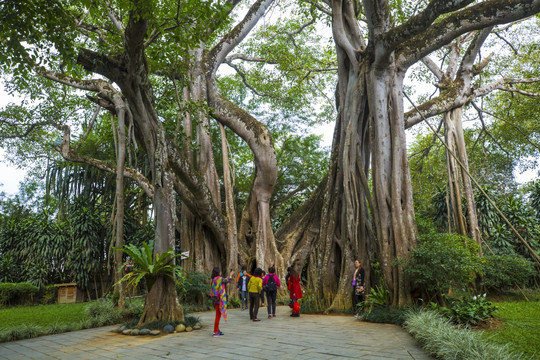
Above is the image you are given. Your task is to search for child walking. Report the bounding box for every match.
[248,267,263,321]
[262,265,280,318]
[210,267,234,337]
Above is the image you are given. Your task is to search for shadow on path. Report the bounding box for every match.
[0,305,432,359]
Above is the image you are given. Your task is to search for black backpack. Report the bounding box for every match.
[265,275,277,293]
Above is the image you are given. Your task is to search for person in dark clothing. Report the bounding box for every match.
[352,259,365,318]
[262,265,281,318]
[237,266,250,311]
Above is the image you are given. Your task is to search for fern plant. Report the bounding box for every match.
[114,241,185,291]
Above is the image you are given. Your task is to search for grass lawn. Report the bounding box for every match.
[0,302,89,328]
[481,299,540,359]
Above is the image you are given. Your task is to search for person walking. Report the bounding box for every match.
[237,267,250,311]
[287,266,302,317]
[352,259,365,318]
[248,267,263,322]
[210,267,234,337]
[262,265,280,318]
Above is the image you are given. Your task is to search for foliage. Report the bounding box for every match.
[176,271,210,304]
[228,296,241,309]
[530,181,540,220]
[430,294,498,327]
[361,306,410,325]
[481,299,540,359]
[0,299,132,342]
[479,255,535,292]
[183,315,201,328]
[0,282,39,307]
[359,285,390,314]
[404,232,481,302]
[404,308,526,360]
[115,241,185,291]
[38,285,58,305]
[299,290,330,314]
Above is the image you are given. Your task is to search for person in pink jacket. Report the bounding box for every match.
[262,265,281,318]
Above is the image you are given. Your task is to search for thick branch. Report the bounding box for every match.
[397,0,540,70]
[384,0,475,51]
[207,0,275,74]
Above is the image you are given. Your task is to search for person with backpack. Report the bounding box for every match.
[262,265,281,318]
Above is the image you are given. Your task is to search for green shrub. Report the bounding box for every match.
[0,282,39,306]
[39,285,58,305]
[299,291,330,313]
[403,233,481,302]
[480,255,534,292]
[431,294,497,326]
[176,271,210,304]
[85,299,114,318]
[228,296,241,308]
[404,308,525,360]
[362,306,409,325]
[359,285,390,313]
[183,315,200,328]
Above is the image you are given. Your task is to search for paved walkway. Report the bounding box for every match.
[0,306,432,359]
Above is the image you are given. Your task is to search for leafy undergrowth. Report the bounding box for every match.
[404,308,526,360]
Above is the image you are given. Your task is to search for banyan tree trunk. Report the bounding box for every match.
[444,107,481,249]
[138,276,184,326]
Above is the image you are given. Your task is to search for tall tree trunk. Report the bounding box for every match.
[220,124,239,274]
[114,105,127,309]
[444,107,481,248]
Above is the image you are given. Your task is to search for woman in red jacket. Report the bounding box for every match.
[286,266,302,317]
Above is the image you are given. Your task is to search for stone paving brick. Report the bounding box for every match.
[0,306,432,359]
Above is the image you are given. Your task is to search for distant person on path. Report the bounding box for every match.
[248,267,263,321]
[210,267,234,337]
[352,259,365,318]
[262,265,281,318]
[287,266,302,317]
[237,266,251,311]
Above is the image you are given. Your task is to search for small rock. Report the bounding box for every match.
[195,322,201,327]
[131,329,140,336]
[192,325,201,330]
[122,329,132,335]
[119,325,127,332]
[185,326,193,332]
[139,329,151,335]
[175,324,186,332]
[150,330,161,336]
[163,324,174,333]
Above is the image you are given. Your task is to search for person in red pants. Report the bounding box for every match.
[210,267,234,337]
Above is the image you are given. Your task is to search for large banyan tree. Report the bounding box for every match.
[278,0,540,309]
[1,0,539,323]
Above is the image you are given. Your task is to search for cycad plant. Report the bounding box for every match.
[114,241,185,292]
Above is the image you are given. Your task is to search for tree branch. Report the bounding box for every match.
[396,0,540,70]
[207,0,275,74]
